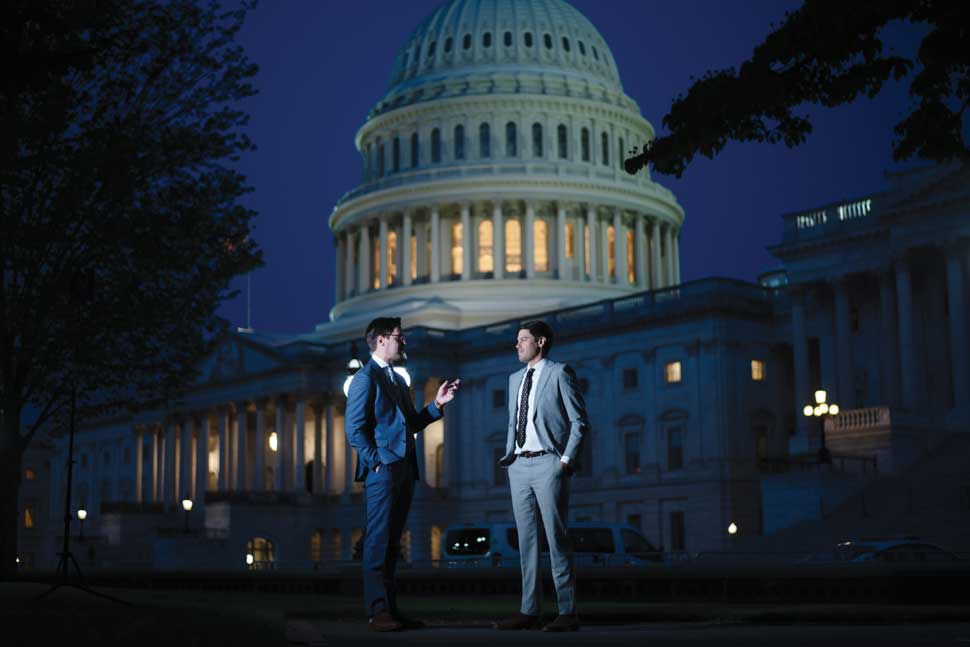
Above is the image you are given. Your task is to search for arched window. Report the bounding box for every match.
[505,219,521,273]
[601,132,610,166]
[503,31,512,46]
[427,41,436,59]
[246,537,274,570]
[618,137,624,169]
[431,525,443,560]
[607,225,615,279]
[581,128,590,161]
[377,139,385,177]
[454,124,465,159]
[505,122,517,157]
[444,37,453,53]
[584,223,591,276]
[578,41,586,56]
[562,36,570,52]
[592,46,599,60]
[463,33,471,49]
[330,528,342,561]
[310,530,322,563]
[534,219,548,272]
[483,32,492,47]
[387,230,398,284]
[392,136,400,173]
[451,221,462,275]
[372,235,379,290]
[565,221,575,259]
[431,128,441,163]
[479,123,490,158]
[557,124,568,159]
[544,33,552,49]
[411,131,419,167]
[477,219,494,273]
[626,228,635,284]
[524,32,533,47]
[532,123,543,157]
[410,232,417,281]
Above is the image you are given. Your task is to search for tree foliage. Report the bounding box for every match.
[626,0,970,177]
[0,0,261,575]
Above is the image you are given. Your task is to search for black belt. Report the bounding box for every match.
[518,450,547,458]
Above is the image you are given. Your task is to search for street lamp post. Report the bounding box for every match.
[182,499,193,534]
[803,389,840,464]
[76,508,87,542]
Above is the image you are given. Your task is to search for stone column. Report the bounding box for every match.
[402,210,413,286]
[312,402,324,495]
[945,243,969,412]
[574,213,585,283]
[195,414,209,504]
[895,255,917,410]
[334,234,344,302]
[378,216,388,289]
[613,209,627,286]
[650,218,662,289]
[415,220,427,281]
[664,225,674,288]
[294,398,306,493]
[586,206,597,282]
[557,204,568,280]
[525,203,536,279]
[274,397,287,492]
[235,402,247,491]
[460,203,472,280]
[254,400,266,491]
[344,230,355,297]
[634,213,646,288]
[833,279,854,408]
[359,223,371,293]
[179,419,192,500]
[673,228,681,285]
[217,407,228,491]
[430,206,440,283]
[325,400,335,494]
[164,421,176,505]
[879,270,900,406]
[135,426,143,503]
[791,289,812,439]
[492,203,504,279]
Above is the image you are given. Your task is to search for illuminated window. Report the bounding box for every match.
[310,530,322,563]
[751,360,766,381]
[607,225,615,279]
[372,235,379,289]
[246,537,275,570]
[434,444,444,487]
[627,228,635,284]
[431,525,443,561]
[505,219,521,273]
[532,123,542,157]
[387,230,398,284]
[534,219,548,272]
[565,221,575,259]
[584,224,590,275]
[557,124,568,159]
[665,361,682,384]
[24,468,35,481]
[410,234,417,280]
[451,221,463,275]
[23,505,34,529]
[478,220,493,273]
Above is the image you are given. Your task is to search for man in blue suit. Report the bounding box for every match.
[345,317,460,632]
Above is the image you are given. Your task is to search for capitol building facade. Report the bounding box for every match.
[17,0,969,572]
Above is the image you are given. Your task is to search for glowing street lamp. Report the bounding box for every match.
[268,432,278,452]
[343,357,363,397]
[803,389,839,464]
[181,498,193,533]
[76,508,87,542]
[727,522,738,535]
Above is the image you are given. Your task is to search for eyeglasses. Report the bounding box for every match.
[384,333,406,342]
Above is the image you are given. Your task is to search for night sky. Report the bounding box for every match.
[223,0,921,335]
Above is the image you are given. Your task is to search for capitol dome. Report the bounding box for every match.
[325,0,684,336]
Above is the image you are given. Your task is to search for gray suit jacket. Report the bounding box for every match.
[498,359,589,467]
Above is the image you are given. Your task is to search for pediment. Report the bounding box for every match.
[194,333,290,385]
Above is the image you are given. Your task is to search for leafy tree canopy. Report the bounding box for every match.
[626,0,970,177]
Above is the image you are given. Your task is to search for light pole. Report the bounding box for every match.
[76,508,87,542]
[181,499,193,533]
[803,389,840,464]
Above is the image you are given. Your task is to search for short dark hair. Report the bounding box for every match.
[365,317,401,351]
[520,319,554,357]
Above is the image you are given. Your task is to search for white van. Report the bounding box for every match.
[441,522,662,568]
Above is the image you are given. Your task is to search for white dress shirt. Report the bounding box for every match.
[514,358,547,454]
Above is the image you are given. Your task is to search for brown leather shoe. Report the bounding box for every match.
[369,610,403,632]
[493,612,541,630]
[542,613,580,632]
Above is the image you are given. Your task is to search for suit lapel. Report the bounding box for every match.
[373,360,408,415]
[531,360,555,418]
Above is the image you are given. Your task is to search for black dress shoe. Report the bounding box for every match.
[493,612,541,630]
[542,613,580,632]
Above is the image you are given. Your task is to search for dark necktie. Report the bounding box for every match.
[516,368,535,448]
[388,367,415,458]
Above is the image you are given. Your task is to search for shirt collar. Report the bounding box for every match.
[526,357,547,373]
[372,353,392,369]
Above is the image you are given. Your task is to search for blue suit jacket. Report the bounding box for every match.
[345,358,442,482]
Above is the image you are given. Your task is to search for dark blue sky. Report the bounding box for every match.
[223,0,920,335]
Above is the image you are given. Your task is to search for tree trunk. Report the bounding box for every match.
[0,414,24,579]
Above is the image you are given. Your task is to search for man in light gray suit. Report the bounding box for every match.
[493,320,588,632]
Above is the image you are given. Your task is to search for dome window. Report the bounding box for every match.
[444,37,453,53]
[454,124,465,160]
[532,123,543,158]
[544,33,552,49]
[479,123,491,158]
[505,122,517,157]
[578,41,586,55]
[427,41,436,59]
[483,32,492,47]
[592,46,599,60]
[562,37,570,52]
[524,32,533,47]
[411,132,419,167]
[431,128,441,163]
[618,137,625,169]
[601,131,610,166]
[392,136,400,173]
[581,128,590,162]
[504,31,512,46]
[463,33,471,50]
[557,124,568,159]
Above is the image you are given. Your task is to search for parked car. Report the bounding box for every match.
[834,538,959,563]
[441,522,663,568]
